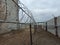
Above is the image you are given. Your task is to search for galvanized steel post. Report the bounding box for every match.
[54,17,58,37]
[30,24,33,45]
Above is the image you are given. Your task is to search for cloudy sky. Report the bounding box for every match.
[20,0,60,22]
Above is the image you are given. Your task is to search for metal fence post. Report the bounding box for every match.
[54,17,58,37]
[46,22,48,31]
[30,24,33,45]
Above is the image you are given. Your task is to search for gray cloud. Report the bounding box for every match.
[20,0,60,22]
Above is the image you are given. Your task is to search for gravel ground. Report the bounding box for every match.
[0,29,60,45]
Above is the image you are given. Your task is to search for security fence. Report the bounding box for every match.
[0,20,60,45]
[0,0,60,45]
[45,17,60,37]
[0,0,36,33]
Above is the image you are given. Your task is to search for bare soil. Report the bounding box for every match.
[0,29,60,45]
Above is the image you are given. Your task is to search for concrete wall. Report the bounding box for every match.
[0,0,19,34]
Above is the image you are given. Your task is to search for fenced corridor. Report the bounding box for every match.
[0,0,60,45]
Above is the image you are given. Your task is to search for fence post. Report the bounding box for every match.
[30,24,33,45]
[46,22,48,31]
[54,17,58,37]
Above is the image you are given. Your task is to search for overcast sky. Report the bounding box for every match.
[20,0,60,22]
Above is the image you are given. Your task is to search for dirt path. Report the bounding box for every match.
[0,30,30,45]
[32,30,60,45]
[0,30,60,45]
